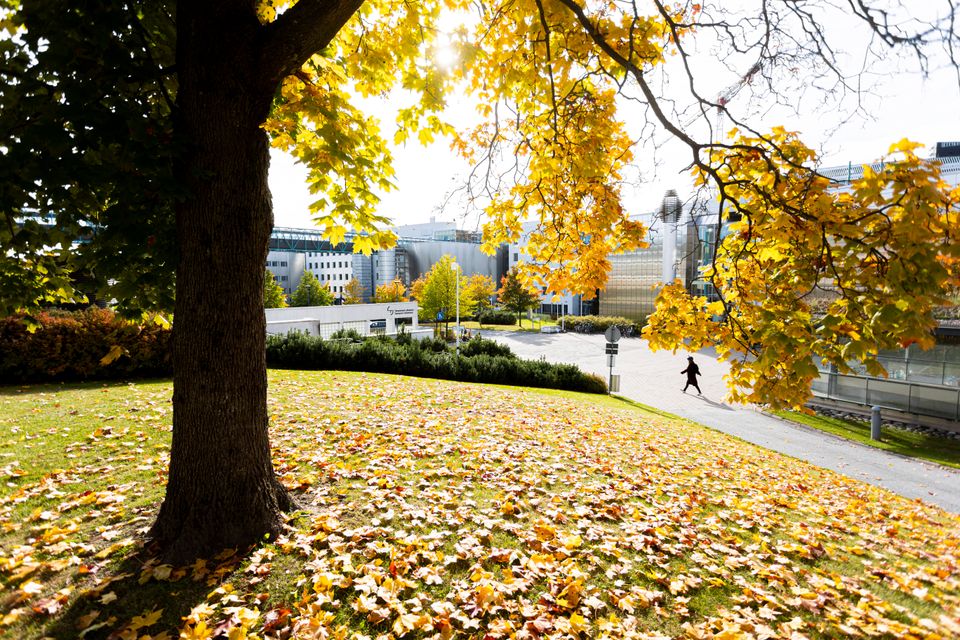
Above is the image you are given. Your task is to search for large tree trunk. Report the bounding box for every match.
[149,2,293,564]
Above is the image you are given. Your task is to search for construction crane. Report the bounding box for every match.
[680,61,763,141]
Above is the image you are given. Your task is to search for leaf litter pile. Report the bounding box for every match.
[1,370,958,639]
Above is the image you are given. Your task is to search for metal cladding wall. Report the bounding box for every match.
[376,248,397,284]
[600,201,717,322]
[351,254,374,302]
[401,241,500,282]
[266,250,306,294]
[936,141,960,159]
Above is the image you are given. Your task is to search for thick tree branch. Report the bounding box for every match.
[258,0,365,84]
[551,0,699,158]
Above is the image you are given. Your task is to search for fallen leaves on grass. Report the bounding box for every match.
[0,372,958,639]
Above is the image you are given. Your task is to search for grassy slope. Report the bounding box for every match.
[0,371,957,639]
[773,409,960,470]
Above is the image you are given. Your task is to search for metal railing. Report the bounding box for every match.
[851,356,960,388]
[812,371,960,421]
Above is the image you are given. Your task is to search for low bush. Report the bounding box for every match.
[266,332,606,394]
[477,310,517,326]
[0,308,173,383]
[569,315,641,336]
[459,336,516,359]
[329,328,364,342]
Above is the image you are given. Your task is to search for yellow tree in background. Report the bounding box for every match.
[408,275,427,305]
[343,278,365,304]
[374,278,408,303]
[465,274,497,319]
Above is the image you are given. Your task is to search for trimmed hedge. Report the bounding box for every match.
[1,310,608,395]
[0,308,173,383]
[266,332,607,394]
[569,315,641,336]
[459,336,516,359]
[477,310,518,326]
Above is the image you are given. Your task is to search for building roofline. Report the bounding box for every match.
[819,155,960,183]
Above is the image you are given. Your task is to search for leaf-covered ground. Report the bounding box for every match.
[1,371,958,639]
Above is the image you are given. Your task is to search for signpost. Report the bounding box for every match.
[604,326,621,393]
[604,325,621,343]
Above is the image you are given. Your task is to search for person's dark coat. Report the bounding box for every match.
[681,362,700,383]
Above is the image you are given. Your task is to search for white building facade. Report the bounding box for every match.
[267,230,505,305]
[265,302,421,338]
[507,221,591,317]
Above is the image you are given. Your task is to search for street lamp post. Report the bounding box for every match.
[453,262,461,353]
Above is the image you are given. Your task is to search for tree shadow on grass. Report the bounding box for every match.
[0,377,171,397]
[42,545,224,640]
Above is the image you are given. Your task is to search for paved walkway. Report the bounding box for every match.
[479,330,960,514]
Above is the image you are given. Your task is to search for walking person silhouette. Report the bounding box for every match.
[681,356,702,395]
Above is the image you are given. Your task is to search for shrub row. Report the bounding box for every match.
[476,310,518,325]
[266,332,606,394]
[0,308,173,383]
[568,315,642,336]
[1,309,607,394]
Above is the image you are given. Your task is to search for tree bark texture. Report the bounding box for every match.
[149,1,293,563]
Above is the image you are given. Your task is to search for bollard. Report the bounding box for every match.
[870,406,882,441]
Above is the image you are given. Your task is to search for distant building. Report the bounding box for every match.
[600,193,719,321]
[266,224,503,303]
[820,141,960,185]
[265,251,304,296]
[506,221,593,317]
[600,141,960,321]
[302,250,360,299]
[390,217,458,241]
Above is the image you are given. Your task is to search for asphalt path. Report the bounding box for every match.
[479,329,960,515]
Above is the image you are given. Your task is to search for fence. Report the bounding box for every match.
[812,371,960,421]
[853,356,960,387]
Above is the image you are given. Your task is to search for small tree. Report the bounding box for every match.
[343,278,365,304]
[465,274,496,324]
[420,255,473,334]
[498,268,539,327]
[263,270,287,309]
[290,271,334,307]
[409,275,427,303]
[374,278,408,303]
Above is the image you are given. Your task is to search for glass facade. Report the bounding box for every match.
[820,343,960,387]
[601,202,720,321]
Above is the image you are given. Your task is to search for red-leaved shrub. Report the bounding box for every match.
[0,308,172,383]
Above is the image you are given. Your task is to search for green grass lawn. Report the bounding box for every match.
[423,316,560,333]
[1,372,959,639]
[772,409,960,470]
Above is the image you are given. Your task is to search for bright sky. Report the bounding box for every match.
[269,9,960,231]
